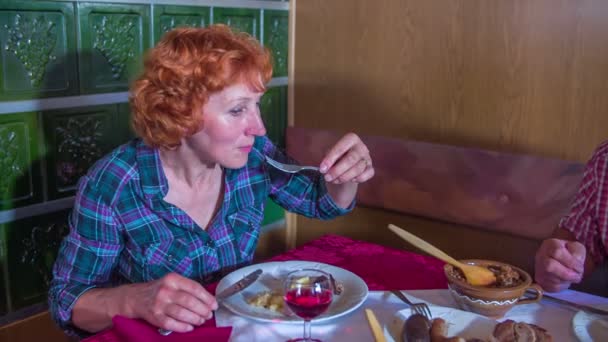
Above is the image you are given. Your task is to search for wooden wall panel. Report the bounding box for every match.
[291,0,608,287]
[293,0,608,160]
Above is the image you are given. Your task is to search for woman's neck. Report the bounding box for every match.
[159,145,219,188]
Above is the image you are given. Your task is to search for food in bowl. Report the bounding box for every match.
[445,264,523,288]
[444,259,543,318]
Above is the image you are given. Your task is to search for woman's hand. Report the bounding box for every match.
[320,132,374,208]
[126,273,218,332]
[534,238,586,292]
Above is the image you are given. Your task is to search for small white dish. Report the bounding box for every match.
[572,310,608,341]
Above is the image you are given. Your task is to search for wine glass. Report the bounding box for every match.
[283,269,334,342]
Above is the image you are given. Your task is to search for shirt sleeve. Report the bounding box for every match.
[256,136,355,219]
[48,175,123,334]
[559,145,608,264]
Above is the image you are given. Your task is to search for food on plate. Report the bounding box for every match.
[492,320,553,342]
[246,291,285,312]
[403,315,552,342]
[403,315,467,342]
[403,313,431,342]
[247,273,343,313]
[429,318,466,342]
[446,264,523,288]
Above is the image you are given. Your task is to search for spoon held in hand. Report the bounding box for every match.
[387,224,496,287]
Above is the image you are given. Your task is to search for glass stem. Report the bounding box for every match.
[303,319,312,341]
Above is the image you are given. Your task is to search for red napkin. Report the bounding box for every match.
[112,315,232,342]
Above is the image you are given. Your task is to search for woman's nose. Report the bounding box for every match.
[246,112,266,136]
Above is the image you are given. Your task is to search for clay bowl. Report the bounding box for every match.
[444,259,543,318]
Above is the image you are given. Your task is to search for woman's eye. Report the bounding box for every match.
[229,107,245,116]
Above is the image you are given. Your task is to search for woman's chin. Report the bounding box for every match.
[221,158,248,170]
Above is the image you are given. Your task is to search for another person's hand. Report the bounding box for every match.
[320,132,374,185]
[534,238,586,292]
[126,273,218,332]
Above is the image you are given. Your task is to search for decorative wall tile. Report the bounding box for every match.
[6,209,70,310]
[42,105,119,199]
[213,8,260,38]
[153,5,209,43]
[261,86,287,148]
[0,112,41,210]
[0,0,77,100]
[263,10,288,77]
[77,3,150,94]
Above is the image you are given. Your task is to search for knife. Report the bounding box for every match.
[215,268,263,300]
[526,289,608,316]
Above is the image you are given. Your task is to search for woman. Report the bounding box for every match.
[49,24,374,336]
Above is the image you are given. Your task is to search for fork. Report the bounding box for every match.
[264,155,320,173]
[390,290,432,320]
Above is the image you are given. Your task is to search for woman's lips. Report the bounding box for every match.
[239,145,253,153]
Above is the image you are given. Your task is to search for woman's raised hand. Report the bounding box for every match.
[320,132,374,185]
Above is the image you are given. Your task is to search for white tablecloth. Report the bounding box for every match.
[216,289,608,342]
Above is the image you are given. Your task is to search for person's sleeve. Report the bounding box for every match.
[257,136,355,219]
[48,175,122,335]
[559,147,607,264]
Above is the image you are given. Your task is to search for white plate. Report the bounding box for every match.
[572,310,608,341]
[387,304,497,341]
[215,261,368,324]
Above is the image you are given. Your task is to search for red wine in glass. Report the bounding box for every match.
[285,287,333,320]
[283,269,334,342]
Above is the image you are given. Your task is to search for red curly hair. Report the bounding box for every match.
[129,24,273,148]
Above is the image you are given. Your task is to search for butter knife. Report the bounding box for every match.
[159,268,263,336]
[215,268,263,300]
[526,289,608,316]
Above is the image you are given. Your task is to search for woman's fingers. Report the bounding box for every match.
[170,289,215,320]
[321,133,373,183]
[164,302,208,326]
[155,313,195,333]
[168,274,218,311]
[320,133,360,173]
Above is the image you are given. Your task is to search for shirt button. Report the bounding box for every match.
[167,254,174,262]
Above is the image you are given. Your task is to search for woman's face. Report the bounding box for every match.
[185,82,266,169]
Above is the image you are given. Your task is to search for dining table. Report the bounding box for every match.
[83,234,608,342]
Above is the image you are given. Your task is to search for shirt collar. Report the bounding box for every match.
[135,139,169,199]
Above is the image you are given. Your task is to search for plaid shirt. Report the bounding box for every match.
[49,135,352,332]
[560,140,608,264]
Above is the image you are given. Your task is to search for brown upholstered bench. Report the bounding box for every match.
[285,127,608,295]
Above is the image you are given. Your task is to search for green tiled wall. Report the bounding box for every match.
[0,112,42,210]
[0,0,78,100]
[77,3,151,93]
[213,8,260,38]
[42,104,125,199]
[5,209,70,310]
[0,0,288,316]
[153,5,210,43]
[264,10,289,77]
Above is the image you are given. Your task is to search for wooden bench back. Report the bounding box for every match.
[286,127,585,240]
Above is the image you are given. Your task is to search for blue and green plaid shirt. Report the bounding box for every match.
[49,135,353,331]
